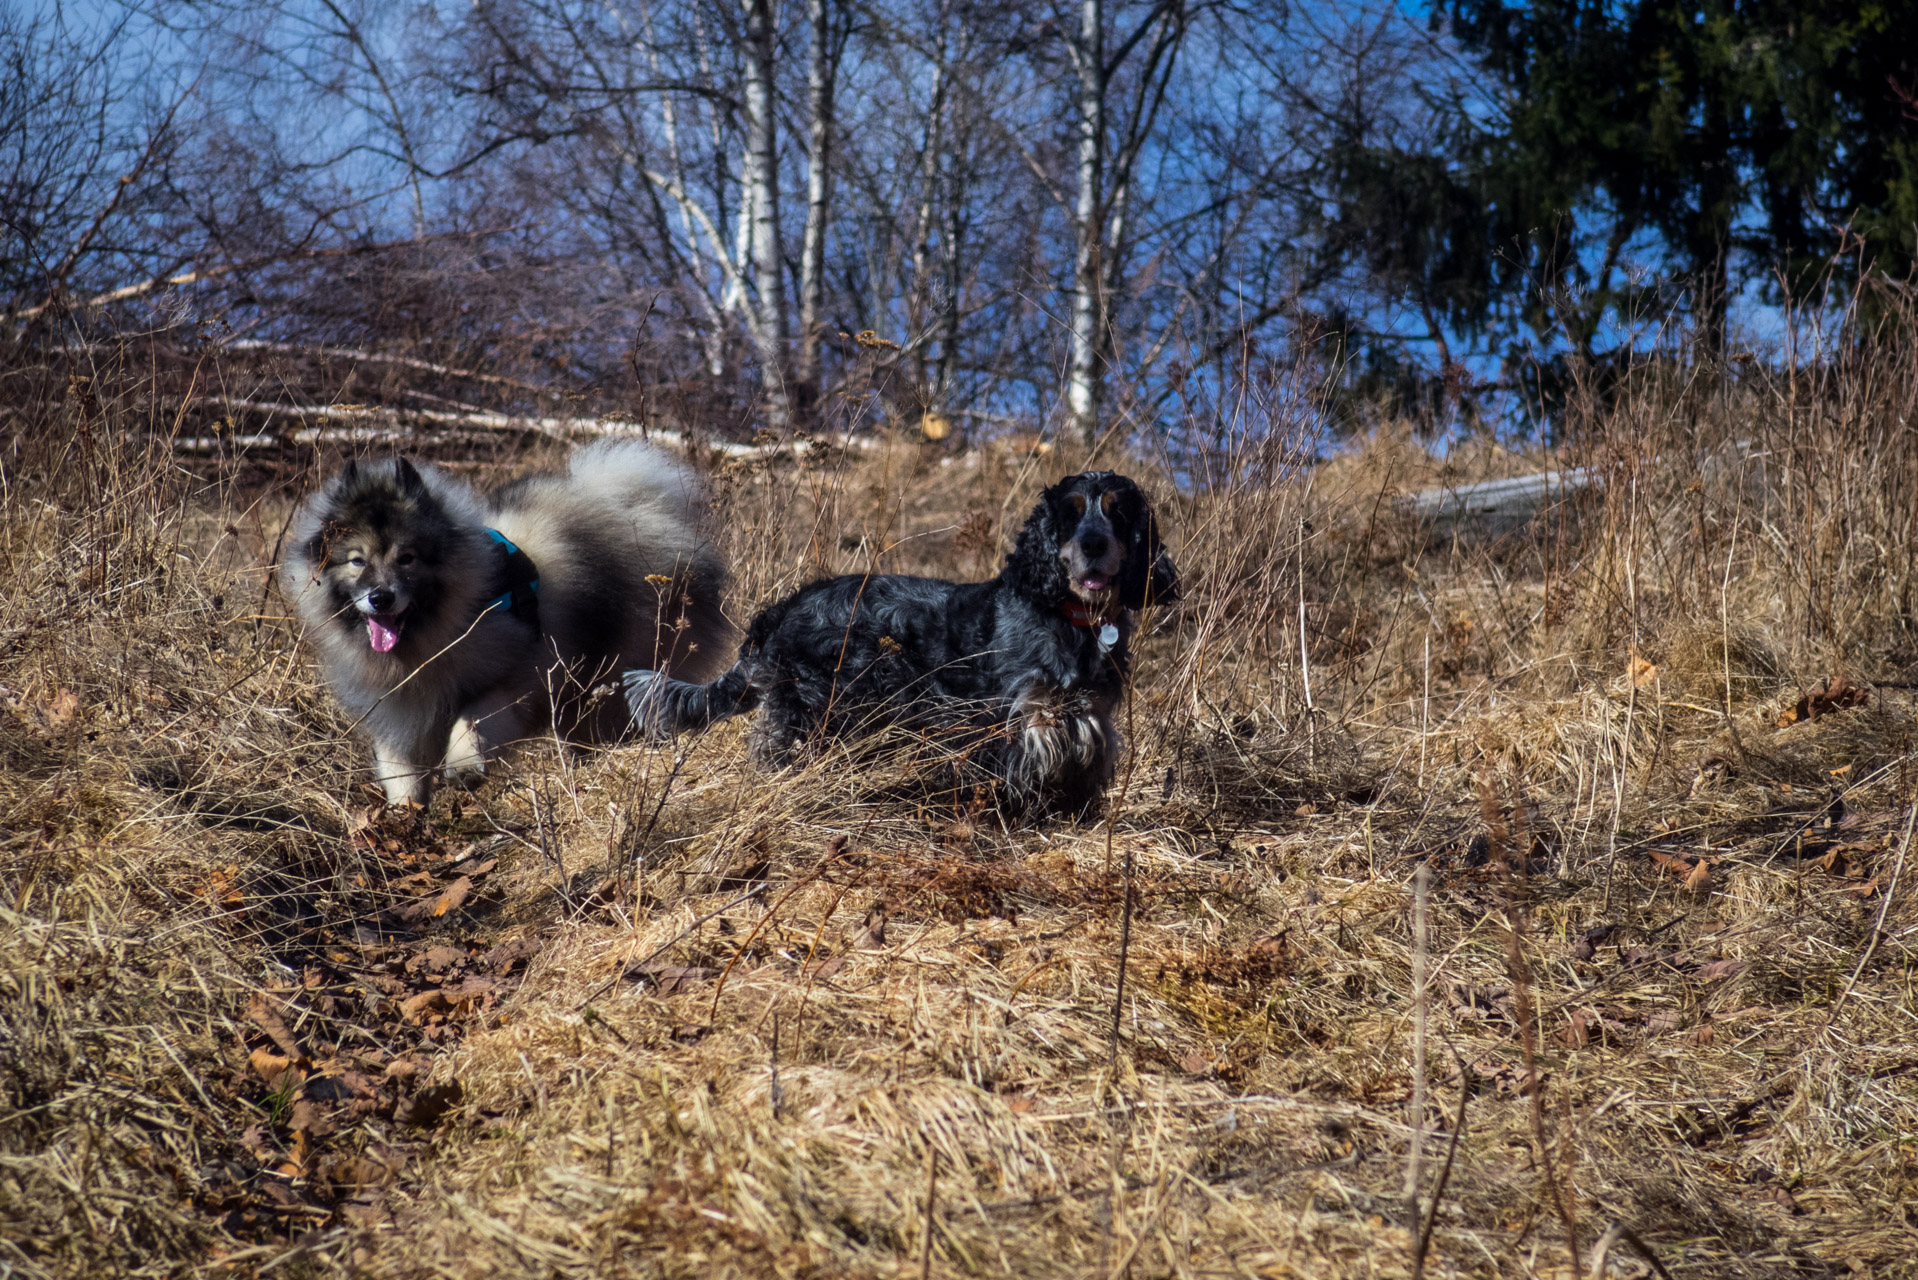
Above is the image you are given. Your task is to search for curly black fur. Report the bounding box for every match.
[625,471,1177,819]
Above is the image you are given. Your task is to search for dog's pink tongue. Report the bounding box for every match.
[367,616,399,653]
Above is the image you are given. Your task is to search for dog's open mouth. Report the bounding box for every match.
[1077,573,1112,594]
[366,614,404,653]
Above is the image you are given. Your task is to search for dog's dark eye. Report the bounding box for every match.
[1070,493,1087,516]
[396,552,416,568]
[346,552,366,569]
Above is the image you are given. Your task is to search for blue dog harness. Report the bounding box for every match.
[484,528,541,628]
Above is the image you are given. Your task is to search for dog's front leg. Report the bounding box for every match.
[444,689,536,787]
[372,740,434,807]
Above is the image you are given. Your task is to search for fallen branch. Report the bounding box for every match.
[161,396,890,460]
[1586,1219,1675,1280]
[1403,468,1598,526]
[223,339,551,392]
[11,227,518,323]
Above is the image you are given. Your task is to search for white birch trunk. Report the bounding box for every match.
[639,3,731,375]
[796,0,836,407]
[727,144,754,321]
[742,0,789,427]
[910,53,949,404]
[1067,0,1106,447]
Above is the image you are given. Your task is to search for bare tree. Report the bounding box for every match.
[0,7,187,320]
[5,0,1479,447]
[739,0,788,423]
[1062,0,1191,445]
[795,0,849,411]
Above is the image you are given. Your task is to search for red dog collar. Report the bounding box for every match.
[1059,599,1116,629]
[1060,599,1122,653]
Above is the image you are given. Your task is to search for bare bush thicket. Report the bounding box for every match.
[6,0,1486,445]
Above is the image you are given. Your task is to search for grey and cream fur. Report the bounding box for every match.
[280,441,727,805]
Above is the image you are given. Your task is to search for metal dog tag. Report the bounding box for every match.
[1099,623,1119,652]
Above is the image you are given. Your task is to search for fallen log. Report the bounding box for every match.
[1404,467,1597,530]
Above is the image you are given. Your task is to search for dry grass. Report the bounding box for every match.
[3,329,1918,1280]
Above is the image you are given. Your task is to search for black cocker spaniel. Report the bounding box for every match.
[624,471,1178,818]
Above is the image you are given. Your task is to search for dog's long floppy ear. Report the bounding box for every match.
[1117,482,1178,610]
[394,455,428,498]
[1002,480,1073,605]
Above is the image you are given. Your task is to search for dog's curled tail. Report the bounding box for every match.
[567,439,706,525]
[624,664,760,737]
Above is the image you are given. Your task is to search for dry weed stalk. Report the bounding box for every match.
[1401,861,1430,1225]
[1482,775,1581,1265]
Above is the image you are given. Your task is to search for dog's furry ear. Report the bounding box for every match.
[337,459,361,490]
[1118,485,1178,610]
[306,517,347,567]
[1002,483,1072,605]
[394,456,427,498]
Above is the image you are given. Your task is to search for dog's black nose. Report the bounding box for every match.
[366,587,397,612]
[1077,531,1109,559]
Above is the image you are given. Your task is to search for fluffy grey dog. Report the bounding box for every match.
[280,441,727,805]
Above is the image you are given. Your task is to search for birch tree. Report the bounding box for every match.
[795,0,848,411]
[739,0,788,423]
[1063,0,1191,446]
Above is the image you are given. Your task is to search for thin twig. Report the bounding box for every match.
[707,849,854,1019]
[571,882,771,1011]
[1586,1219,1676,1280]
[919,1144,939,1280]
[1402,863,1430,1224]
[1411,1066,1470,1280]
[1827,798,1917,1025]
[1106,677,1142,1074]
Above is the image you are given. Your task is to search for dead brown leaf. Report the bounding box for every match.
[1778,677,1870,727]
[276,1130,311,1179]
[196,865,245,909]
[801,953,845,982]
[430,876,473,918]
[392,1081,463,1128]
[1570,924,1616,962]
[1685,858,1715,895]
[247,992,308,1065]
[42,688,79,730]
[399,990,451,1023]
[415,945,465,974]
[384,1056,426,1084]
[625,963,718,995]
[249,1046,297,1085]
[288,1098,337,1138]
[483,936,542,975]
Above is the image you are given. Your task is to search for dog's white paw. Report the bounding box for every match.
[375,749,433,807]
[443,717,490,786]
